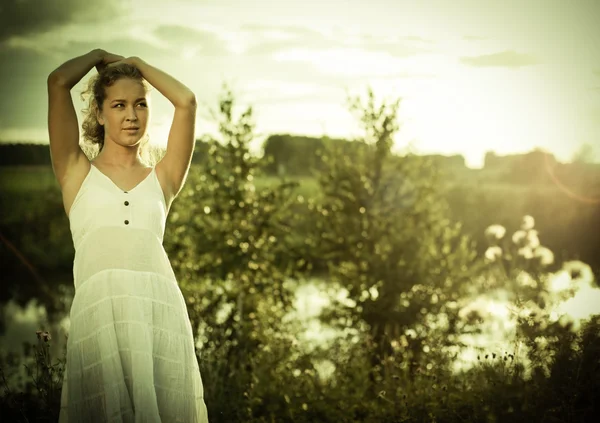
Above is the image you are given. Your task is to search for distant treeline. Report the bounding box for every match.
[1,136,599,187]
[261,134,467,176]
[0,136,465,172]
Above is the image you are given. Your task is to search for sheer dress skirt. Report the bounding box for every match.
[58,227,208,423]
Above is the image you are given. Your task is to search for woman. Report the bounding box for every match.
[47,48,209,422]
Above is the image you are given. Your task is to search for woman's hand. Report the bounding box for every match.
[95,49,125,73]
[105,56,141,69]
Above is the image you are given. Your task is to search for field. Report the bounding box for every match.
[0,165,60,192]
[0,163,570,194]
[0,165,323,198]
[1,164,597,255]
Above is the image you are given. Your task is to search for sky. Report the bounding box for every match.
[0,0,599,168]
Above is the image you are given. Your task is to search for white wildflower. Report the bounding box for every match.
[518,246,534,259]
[485,246,503,262]
[512,230,527,246]
[562,261,596,289]
[556,284,600,321]
[484,224,506,242]
[548,270,571,292]
[526,230,540,249]
[521,215,535,231]
[534,246,554,266]
[516,271,537,288]
[558,314,581,332]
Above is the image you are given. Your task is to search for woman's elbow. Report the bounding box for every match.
[182,92,197,109]
[47,71,66,88]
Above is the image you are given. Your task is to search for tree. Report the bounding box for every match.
[164,85,302,420]
[312,88,481,392]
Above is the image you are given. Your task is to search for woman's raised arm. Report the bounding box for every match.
[114,57,196,202]
[47,49,122,186]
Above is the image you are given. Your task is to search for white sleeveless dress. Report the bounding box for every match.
[59,164,208,423]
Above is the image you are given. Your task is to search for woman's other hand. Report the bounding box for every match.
[95,49,125,73]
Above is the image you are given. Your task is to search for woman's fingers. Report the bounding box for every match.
[103,53,125,64]
[105,60,126,69]
[95,53,126,73]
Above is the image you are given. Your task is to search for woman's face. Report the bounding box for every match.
[97,78,150,147]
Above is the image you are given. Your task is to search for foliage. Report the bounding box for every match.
[0,186,72,327]
[2,311,598,422]
[163,85,305,420]
[481,215,599,381]
[308,88,482,388]
[262,134,326,176]
[0,330,65,422]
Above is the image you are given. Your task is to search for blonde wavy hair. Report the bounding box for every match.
[80,63,163,166]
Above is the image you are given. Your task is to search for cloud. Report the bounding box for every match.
[460,50,540,68]
[222,25,437,91]
[237,79,337,107]
[241,23,322,41]
[230,24,434,87]
[55,39,169,62]
[368,71,437,80]
[463,35,489,41]
[399,35,435,43]
[0,0,124,43]
[153,25,227,56]
[244,80,321,97]
[240,24,338,57]
[273,47,418,78]
[357,35,434,58]
[240,23,430,59]
[0,36,166,136]
[0,46,59,130]
[1,19,173,60]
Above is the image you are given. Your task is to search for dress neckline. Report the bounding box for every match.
[90,164,154,193]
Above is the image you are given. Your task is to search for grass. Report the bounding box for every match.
[0,166,59,193]
[0,164,576,196]
[0,165,322,196]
